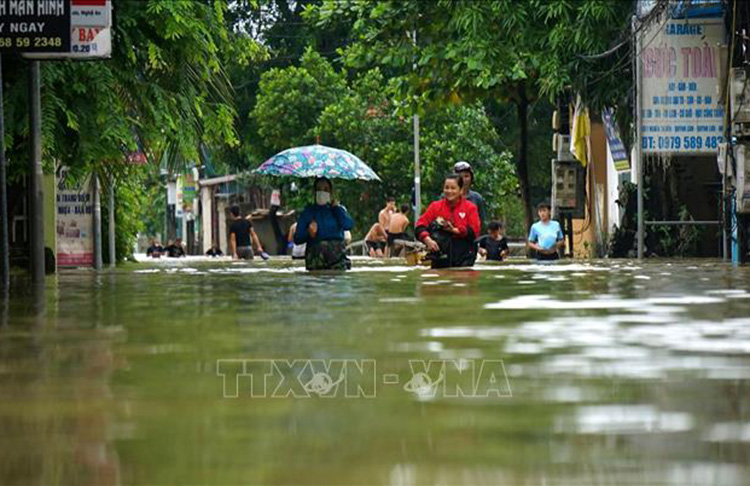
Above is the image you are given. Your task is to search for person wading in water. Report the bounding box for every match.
[294,177,354,271]
[415,173,480,269]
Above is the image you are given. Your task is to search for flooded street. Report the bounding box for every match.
[1,259,750,485]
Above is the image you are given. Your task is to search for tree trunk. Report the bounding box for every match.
[516,83,534,233]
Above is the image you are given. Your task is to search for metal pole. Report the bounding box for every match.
[413,114,421,220]
[0,56,9,288]
[412,27,421,220]
[108,179,115,267]
[28,61,45,282]
[634,17,645,260]
[92,171,102,270]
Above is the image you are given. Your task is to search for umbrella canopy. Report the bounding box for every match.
[254,144,381,181]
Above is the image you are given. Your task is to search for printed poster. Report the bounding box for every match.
[56,171,94,267]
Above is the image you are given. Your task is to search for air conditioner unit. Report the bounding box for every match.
[555,134,576,162]
[736,144,750,213]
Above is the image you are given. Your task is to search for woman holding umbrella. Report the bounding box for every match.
[294,177,354,271]
[255,144,379,270]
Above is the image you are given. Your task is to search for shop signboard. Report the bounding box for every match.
[639,17,726,154]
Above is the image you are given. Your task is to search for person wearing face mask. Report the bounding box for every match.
[293,177,354,271]
[415,173,480,269]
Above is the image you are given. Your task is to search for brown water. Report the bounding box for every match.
[1,258,750,485]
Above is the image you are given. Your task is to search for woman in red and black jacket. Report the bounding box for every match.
[415,174,481,268]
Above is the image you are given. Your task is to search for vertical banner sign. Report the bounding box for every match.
[56,170,93,267]
[175,176,184,219]
[0,0,71,52]
[603,108,630,171]
[182,172,197,214]
[639,18,726,154]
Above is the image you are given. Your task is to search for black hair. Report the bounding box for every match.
[400,203,410,213]
[488,221,504,231]
[457,168,474,182]
[314,177,332,192]
[536,201,552,211]
[230,205,240,217]
[387,196,396,203]
[445,173,464,189]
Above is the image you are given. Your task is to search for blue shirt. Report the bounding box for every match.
[294,204,354,244]
[528,220,563,250]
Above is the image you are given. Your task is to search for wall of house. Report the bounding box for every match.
[200,186,213,254]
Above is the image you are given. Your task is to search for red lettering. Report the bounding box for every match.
[702,44,716,78]
[642,48,653,77]
[668,47,677,77]
[691,47,702,77]
[77,27,102,43]
[681,47,691,78]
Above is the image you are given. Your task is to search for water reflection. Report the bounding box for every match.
[0,259,749,485]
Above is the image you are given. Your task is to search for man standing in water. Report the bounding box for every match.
[378,197,396,236]
[229,206,269,260]
[387,204,411,257]
[453,161,486,231]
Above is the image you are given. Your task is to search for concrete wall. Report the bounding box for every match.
[44,173,56,261]
[606,144,621,231]
[200,186,213,254]
[217,199,228,254]
[571,121,609,258]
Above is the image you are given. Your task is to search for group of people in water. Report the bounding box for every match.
[146,238,188,258]
[290,161,564,270]
[145,160,565,271]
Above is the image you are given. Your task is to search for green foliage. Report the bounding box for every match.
[102,170,152,264]
[309,0,634,231]
[252,48,346,155]
[4,1,264,178]
[1,1,267,263]
[256,57,522,237]
[312,0,631,109]
[652,206,701,258]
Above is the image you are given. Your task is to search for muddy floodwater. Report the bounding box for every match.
[1,258,750,485]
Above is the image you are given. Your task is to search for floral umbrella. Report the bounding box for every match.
[254,144,381,181]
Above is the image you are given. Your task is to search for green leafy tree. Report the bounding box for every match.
[252,48,347,156]
[2,0,265,261]
[311,0,633,231]
[312,64,519,236]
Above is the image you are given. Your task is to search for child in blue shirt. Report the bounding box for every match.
[527,201,564,261]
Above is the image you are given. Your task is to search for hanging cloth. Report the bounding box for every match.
[570,95,591,167]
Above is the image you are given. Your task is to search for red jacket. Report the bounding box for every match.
[416,197,480,241]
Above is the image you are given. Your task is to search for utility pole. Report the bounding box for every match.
[634,16,645,260]
[108,180,115,267]
[93,172,102,270]
[28,61,45,282]
[0,56,9,288]
[413,114,421,219]
[412,27,421,220]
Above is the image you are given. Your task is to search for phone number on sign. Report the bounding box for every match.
[0,37,64,48]
[641,135,724,151]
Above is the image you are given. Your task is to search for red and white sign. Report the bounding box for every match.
[71,0,110,27]
[24,0,111,59]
